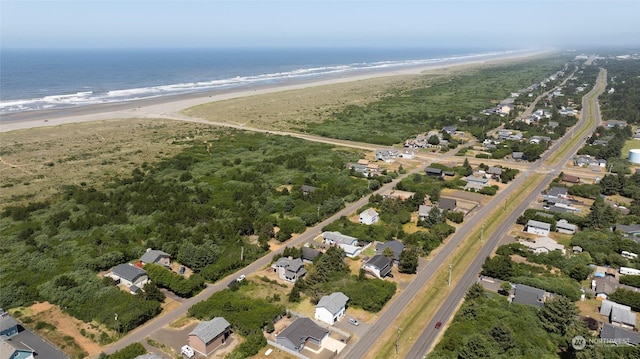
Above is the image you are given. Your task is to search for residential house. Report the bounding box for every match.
[301,185,317,195]
[606,120,627,128]
[188,317,232,356]
[400,149,415,159]
[519,236,566,255]
[512,285,546,307]
[322,231,361,258]
[512,152,524,160]
[562,174,580,184]
[593,277,640,300]
[314,292,349,325]
[418,205,433,221]
[362,255,392,279]
[600,323,640,346]
[600,300,637,329]
[556,219,577,234]
[438,198,457,211]
[0,310,18,338]
[359,208,379,225]
[546,187,568,199]
[615,224,640,238]
[574,155,606,168]
[272,257,307,283]
[376,149,400,162]
[301,247,321,263]
[108,263,149,292]
[276,317,329,352]
[526,220,551,237]
[464,175,490,191]
[425,167,443,177]
[0,339,34,359]
[376,240,405,263]
[573,246,583,254]
[140,249,171,267]
[442,126,457,134]
[443,171,456,177]
[548,121,559,128]
[487,167,502,179]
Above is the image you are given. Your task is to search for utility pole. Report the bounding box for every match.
[114,313,119,337]
[448,264,452,286]
[481,223,485,242]
[396,327,401,354]
[240,247,244,262]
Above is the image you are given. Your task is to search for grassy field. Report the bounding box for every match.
[371,173,544,359]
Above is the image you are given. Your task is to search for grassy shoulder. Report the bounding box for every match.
[370,173,544,358]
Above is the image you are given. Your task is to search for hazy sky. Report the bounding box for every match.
[1,0,639,49]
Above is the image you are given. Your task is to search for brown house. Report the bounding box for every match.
[561,174,580,184]
[188,317,232,356]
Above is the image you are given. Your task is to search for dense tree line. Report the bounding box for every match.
[144,264,205,298]
[0,131,372,333]
[600,57,640,124]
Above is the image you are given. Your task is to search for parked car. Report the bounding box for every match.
[181,345,195,358]
[435,321,442,329]
[236,274,246,282]
[348,318,359,326]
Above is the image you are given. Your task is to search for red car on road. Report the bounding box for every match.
[435,321,442,329]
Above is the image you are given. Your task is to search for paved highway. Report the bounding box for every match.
[404,66,607,359]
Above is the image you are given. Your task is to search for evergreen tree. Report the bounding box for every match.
[398,248,419,274]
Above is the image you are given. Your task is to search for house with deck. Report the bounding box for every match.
[276,317,329,352]
[526,220,551,237]
[362,255,392,279]
[359,208,379,225]
[140,249,171,267]
[272,257,307,283]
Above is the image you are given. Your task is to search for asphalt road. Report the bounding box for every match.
[404,66,607,359]
[100,156,427,356]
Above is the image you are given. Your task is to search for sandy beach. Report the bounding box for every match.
[0,49,548,133]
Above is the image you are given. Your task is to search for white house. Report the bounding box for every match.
[359,208,379,225]
[322,231,361,258]
[526,220,551,237]
[314,292,349,325]
[519,236,566,255]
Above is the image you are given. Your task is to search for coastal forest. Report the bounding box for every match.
[0,130,372,332]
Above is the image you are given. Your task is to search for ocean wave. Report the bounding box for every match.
[0,49,525,114]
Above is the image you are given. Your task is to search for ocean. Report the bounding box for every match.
[0,47,522,115]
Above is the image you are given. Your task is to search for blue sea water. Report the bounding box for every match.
[0,47,522,114]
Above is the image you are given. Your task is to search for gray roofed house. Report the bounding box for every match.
[438,198,457,211]
[188,317,232,355]
[376,240,405,262]
[556,219,577,234]
[526,220,551,236]
[512,285,546,307]
[276,317,329,352]
[418,205,434,220]
[322,231,358,246]
[425,167,443,176]
[0,338,34,359]
[615,224,640,238]
[315,292,349,325]
[110,263,148,289]
[512,152,524,160]
[442,126,457,134]
[600,323,640,346]
[363,255,392,279]
[487,166,502,176]
[140,249,171,266]
[272,257,307,283]
[600,300,637,328]
[301,247,321,262]
[301,185,317,195]
[0,310,18,338]
[547,187,568,198]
